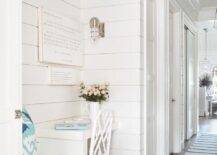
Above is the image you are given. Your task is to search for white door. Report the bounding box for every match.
[0,0,22,155]
[169,11,174,153]
[186,29,195,140]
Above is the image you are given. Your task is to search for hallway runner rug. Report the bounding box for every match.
[187,133,217,154]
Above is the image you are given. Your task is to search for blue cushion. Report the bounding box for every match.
[22,108,36,155]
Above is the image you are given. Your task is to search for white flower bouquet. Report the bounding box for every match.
[79,82,109,104]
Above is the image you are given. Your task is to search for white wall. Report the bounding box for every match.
[199,8,217,21]
[197,22,217,72]
[200,31,217,67]
[197,21,217,117]
[198,9,217,69]
[23,0,146,154]
[82,0,143,155]
[22,0,82,124]
[197,17,217,116]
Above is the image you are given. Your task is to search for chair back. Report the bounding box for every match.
[89,110,113,155]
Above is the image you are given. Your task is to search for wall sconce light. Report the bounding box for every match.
[89,17,105,41]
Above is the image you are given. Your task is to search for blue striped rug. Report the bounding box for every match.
[187,133,217,155]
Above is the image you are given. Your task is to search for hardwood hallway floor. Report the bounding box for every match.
[182,117,217,155]
[199,117,217,134]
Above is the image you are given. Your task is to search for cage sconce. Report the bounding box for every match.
[89,17,105,41]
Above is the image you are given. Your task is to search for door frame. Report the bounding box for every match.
[0,0,22,154]
[182,13,199,139]
[168,0,183,153]
[155,0,169,155]
[155,0,199,154]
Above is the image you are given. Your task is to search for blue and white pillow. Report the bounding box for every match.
[22,108,36,155]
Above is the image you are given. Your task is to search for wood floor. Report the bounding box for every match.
[181,117,217,155]
[199,117,217,134]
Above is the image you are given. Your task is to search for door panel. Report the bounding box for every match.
[0,0,22,154]
[186,29,195,140]
[169,11,174,153]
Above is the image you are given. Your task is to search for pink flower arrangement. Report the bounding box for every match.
[79,82,109,103]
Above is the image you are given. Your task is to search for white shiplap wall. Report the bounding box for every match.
[23,0,146,154]
[22,0,82,124]
[82,0,143,155]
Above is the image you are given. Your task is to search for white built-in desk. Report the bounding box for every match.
[36,118,118,155]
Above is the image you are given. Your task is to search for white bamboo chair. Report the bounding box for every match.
[89,110,113,155]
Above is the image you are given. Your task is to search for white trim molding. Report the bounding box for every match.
[155,0,169,155]
[182,12,199,137]
[169,0,183,153]
[155,0,199,154]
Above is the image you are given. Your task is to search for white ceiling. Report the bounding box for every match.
[176,0,217,21]
[178,0,217,10]
[199,0,217,8]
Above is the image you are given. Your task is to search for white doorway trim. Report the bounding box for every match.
[182,13,199,138]
[155,0,169,155]
[0,0,22,154]
[155,0,199,154]
[168,0,183,153]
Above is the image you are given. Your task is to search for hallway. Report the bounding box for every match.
[200,118,217,134]
[183,118,217,155]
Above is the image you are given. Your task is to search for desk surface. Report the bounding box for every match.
[36,117,118,141]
